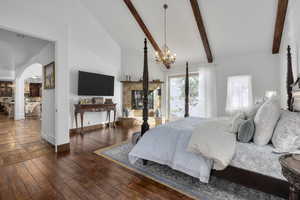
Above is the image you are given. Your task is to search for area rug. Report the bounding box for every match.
[94,142,283,200]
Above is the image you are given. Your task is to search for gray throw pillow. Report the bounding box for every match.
[237,119,255,143]
[228,112,246,133]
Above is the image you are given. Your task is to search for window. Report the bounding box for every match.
[226,75,253,113]
[168,73,200,120]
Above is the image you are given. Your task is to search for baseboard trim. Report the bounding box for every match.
[56,143,70,153]
[14,113,25,120]
[69,121,120,135]
[43,139,70,153]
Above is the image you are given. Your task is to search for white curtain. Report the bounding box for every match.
[226,75,253,114]
[197,66,217,118]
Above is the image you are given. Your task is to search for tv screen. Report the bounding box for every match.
[78,71,114,96]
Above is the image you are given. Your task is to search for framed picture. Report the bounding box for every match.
[44,62,55,89]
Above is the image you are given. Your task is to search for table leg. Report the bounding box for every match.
[113,108,116,128]
[105,111,108,127]
[289,185,300,200]
[75,112,78,129]
[80,112,84,134]
[108,110,111,127]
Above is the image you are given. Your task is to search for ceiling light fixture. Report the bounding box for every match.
[155,4,176,68]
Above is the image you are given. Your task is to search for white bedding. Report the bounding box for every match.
[128,117,231,183]
[187,118,236,170]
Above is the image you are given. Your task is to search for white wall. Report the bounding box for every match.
[290,0,300,75]
[67,0,122,128]
[121,49,165,81]
[215,53,280,116]
[121,48,166,116]
[164,53,280,117]
[0,69,14,80]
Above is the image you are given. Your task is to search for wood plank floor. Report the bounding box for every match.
[0,114,193,200]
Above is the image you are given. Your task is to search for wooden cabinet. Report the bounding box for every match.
[0,81,13,97]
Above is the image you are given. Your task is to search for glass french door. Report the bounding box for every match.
[168,73,200,120]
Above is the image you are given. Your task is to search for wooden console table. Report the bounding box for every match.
[74,104,116,133]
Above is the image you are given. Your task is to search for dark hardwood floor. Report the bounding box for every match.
[0,114,193,200]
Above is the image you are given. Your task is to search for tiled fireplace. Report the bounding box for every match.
[122,81,163,117]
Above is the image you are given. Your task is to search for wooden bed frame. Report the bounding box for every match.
[140,39,292,198]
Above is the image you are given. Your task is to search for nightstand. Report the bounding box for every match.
[279,154,300,200]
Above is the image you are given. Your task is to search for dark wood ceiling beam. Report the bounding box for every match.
[123,0,169,69]
[190,0,213,63]
[272,0,289,54]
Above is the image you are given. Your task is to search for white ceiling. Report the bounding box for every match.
[80,0,277,66]
[0,28,49,71]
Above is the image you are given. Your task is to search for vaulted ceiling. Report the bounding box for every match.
[0,28,49,71]
[81,0,278,66]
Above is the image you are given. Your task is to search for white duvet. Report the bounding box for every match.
[128,117,235,183]
[187,119,236,170]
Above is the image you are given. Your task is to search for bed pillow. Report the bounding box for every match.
[253,97,280,145]
[245,102,263,120]
[228,112,246,133]
[272,111,300,152]
[237,119,255,143]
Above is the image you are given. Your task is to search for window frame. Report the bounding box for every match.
[167,72,199,120]
[226,75,253,113]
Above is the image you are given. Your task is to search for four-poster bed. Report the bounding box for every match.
[185,62,189,118]
[131,39,298,199]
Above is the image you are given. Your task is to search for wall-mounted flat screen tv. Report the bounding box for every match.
[78,71,114,96]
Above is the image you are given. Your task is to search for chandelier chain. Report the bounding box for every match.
[164,4,167,47]
[155,4,176,68]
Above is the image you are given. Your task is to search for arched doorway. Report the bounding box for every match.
[14,42,56,146]
[15,63,42,120]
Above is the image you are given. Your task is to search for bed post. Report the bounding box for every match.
[141,38,149,137]
[287,45,294,111]
[184,62,189,118]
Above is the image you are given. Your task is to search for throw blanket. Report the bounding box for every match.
[187,119,236,170]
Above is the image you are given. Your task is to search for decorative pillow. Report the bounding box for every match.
[253,97,280,145]
[228,112,246,133]
[272,110,300,152]
[237,119,255,143]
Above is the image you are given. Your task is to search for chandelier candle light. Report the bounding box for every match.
[155,4,176,68]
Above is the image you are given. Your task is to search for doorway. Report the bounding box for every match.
[0,28,56,165]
